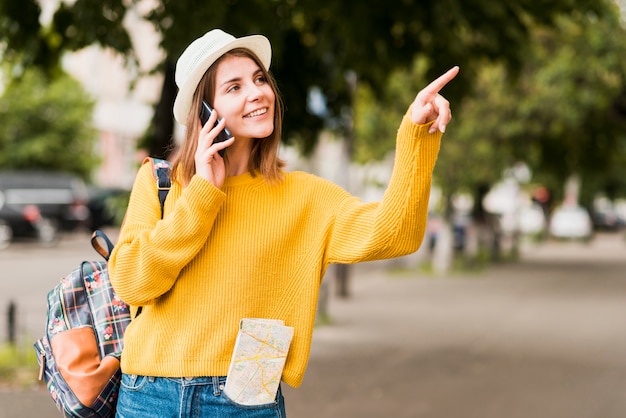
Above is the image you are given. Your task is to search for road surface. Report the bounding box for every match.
[1,231,625,417]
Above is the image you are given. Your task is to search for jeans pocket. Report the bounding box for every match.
[221,390,281,411]
[120,374,150,391]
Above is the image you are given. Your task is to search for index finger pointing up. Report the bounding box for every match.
[424,66,460,95]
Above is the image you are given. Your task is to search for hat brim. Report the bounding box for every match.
[173,34,271,125]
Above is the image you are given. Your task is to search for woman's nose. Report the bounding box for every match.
[246,84,263,101]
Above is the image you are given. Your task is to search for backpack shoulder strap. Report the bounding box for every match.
[90,229,115,261]
[146,157,172,219]
[136,157,172,319]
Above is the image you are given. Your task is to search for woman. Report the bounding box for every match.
[109,28,458,417]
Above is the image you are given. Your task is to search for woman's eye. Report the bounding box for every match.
[255,76,267,84]
[226,85,239,93]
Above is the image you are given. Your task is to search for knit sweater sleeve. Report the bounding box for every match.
[326,110,441,264]
[109,160,226,306]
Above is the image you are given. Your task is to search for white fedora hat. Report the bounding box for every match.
[173,29,272,125]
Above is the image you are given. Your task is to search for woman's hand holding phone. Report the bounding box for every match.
[194,105,234,188]
[199,100,234,157]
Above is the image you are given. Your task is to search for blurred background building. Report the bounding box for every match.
[49,0,165,188]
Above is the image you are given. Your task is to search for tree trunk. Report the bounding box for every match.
[334,71,357,299]
[335,263,351,298]
[145,59,177,159]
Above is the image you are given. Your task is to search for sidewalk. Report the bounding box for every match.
[3,234,626,417]
[283,234,626,418]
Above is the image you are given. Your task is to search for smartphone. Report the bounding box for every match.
[200,100,233,156]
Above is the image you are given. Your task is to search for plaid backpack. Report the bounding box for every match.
[34,158,171,417]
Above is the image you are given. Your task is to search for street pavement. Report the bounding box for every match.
[1,231,626,417]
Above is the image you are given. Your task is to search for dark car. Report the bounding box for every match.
[0,170,90,246]
[591,208,625,231]
[87,186,129,230]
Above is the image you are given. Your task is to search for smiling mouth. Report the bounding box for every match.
[244,108,268,118]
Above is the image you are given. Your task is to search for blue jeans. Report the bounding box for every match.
[115,374,286,417]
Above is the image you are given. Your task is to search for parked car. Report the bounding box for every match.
[548,205,593,241]
[0,170,90,245]
[591,208,625,231]
[87,186,129,230]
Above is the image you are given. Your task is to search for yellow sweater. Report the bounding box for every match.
[109,111,441,388]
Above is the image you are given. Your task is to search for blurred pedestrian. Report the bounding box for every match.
[109,28,458,417]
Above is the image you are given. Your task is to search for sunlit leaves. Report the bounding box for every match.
[0,69,98,179]
[351,0,626,204]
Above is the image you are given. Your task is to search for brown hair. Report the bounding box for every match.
[171,48,285,186]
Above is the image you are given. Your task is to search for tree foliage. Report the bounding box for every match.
[0,0,134,77]
[0,69,97,179]
[445,5,626,205]
[353,56,431,163]
[514,9,626,203]
[0,0,614,159]
[353,1,626,208]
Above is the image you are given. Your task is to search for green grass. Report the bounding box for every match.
[0,342,42,389]
[387,250,492,279]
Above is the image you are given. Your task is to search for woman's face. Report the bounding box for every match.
[212,55,275,141]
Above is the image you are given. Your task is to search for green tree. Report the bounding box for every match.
[0,68,97,180]
[355,2,626,206]
[0,0,614,158]
[0,0,134,77]
[512,10,626,205]
[446,6,626,207]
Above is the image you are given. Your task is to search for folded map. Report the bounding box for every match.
[224,318,294,406]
